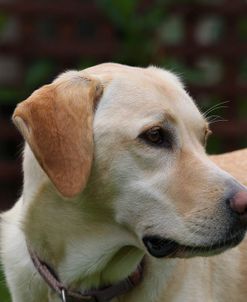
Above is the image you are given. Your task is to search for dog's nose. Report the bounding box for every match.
[229,190,247,223]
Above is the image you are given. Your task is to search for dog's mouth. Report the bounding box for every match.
[143,230,246,258]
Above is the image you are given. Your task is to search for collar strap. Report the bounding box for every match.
[28,247,143,302]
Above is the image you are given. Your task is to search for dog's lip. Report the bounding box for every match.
[143,230,246,258]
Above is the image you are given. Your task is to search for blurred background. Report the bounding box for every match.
[0,0,247,299]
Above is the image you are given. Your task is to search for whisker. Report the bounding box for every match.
[203,105,228,118]
[201,101,229,118]
[203,100,229,114]
[208,117,228,125]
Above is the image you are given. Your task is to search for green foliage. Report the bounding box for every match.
[238,99,247,118]
[0,13,9,32]
[96,0,164,64]
[0,88,22,105]
[25,59,55,90]
[0,269,10,302]
[238,18,247,41]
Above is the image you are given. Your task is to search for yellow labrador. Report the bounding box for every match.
[1,63,247,302]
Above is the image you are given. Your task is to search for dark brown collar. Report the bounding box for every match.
[28,246,143,302]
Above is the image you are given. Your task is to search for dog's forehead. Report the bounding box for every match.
[90,64,205,130]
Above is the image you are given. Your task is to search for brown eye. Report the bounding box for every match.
[146,128,163,144]
[139,127,173,148]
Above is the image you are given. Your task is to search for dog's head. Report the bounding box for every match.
[13,63,247,259]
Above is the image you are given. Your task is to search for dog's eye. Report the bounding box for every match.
[139,127,172,148]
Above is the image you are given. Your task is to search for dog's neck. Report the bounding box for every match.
[23,189,151,300]
[25,193,139,271]
[22,147,176,302]
[23,185,179,302]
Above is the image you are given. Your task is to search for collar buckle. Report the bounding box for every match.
[61,288,67,302]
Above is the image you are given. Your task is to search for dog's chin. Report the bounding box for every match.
[143,229,246,259]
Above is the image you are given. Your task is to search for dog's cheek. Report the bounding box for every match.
[113,183,185,242]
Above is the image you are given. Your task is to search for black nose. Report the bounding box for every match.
[143,236,178,258]
[229,189,247,224]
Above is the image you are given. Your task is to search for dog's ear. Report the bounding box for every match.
[12,72,103,198]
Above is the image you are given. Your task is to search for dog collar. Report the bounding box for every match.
[28,246,143,302]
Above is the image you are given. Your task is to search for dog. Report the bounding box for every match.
[1,63,247,302]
